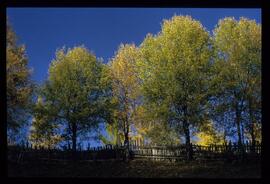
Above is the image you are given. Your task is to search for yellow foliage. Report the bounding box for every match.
[195,121,225,146]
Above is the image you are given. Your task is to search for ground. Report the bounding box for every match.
[8,159,261,178]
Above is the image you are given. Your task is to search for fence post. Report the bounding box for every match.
[26,141,29,149]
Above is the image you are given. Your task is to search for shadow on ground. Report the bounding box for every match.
[8,159,261,178]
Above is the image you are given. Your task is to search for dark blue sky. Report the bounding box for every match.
[7,8,261,84]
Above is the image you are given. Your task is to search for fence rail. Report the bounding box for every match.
[129,142,261,161]
[8,142,261,163]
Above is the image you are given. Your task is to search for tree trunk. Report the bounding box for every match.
[241,121,245,144]
[124,131,129,147]
[116,120,121,146]
[235,104,242,147]
[123,121,130,161]
[222,116,227,144]
[223,129,227,144]
[235,103,245,160]
[248,98,256,152]
[123,98,130,148]
[183,105,192,161]
[71,122,77,160]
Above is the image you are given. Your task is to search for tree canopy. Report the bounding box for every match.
[213,17,261,146]
[38,46,110,153]
[7,21,34,142]
[7,16,261,154]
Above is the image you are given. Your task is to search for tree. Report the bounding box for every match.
[239,19,261,149]
[207,85,236,144]
[6,21,33,141]
[109,44,141,153]
[146,123,181,146]
[137,16,212,160]
[195,120,224,146]
[28,96,62,149]
[41,46,107,158]
[131,105,181,146]
[244,122,261,144]
[98,121,125,145]
[213,17,261,148]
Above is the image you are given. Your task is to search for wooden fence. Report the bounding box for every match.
[8,141,261,163]
[130,142,261,162]
[8,144,126,163]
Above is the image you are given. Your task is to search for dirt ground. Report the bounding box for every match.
[8,159,261,178]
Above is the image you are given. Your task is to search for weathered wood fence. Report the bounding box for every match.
[130,142,261,162]
[8,141,261,163]
[8,144,126,163]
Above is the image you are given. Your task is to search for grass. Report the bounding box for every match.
[8,158,261,178]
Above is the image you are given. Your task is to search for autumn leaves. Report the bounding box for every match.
[7,15,261,155]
